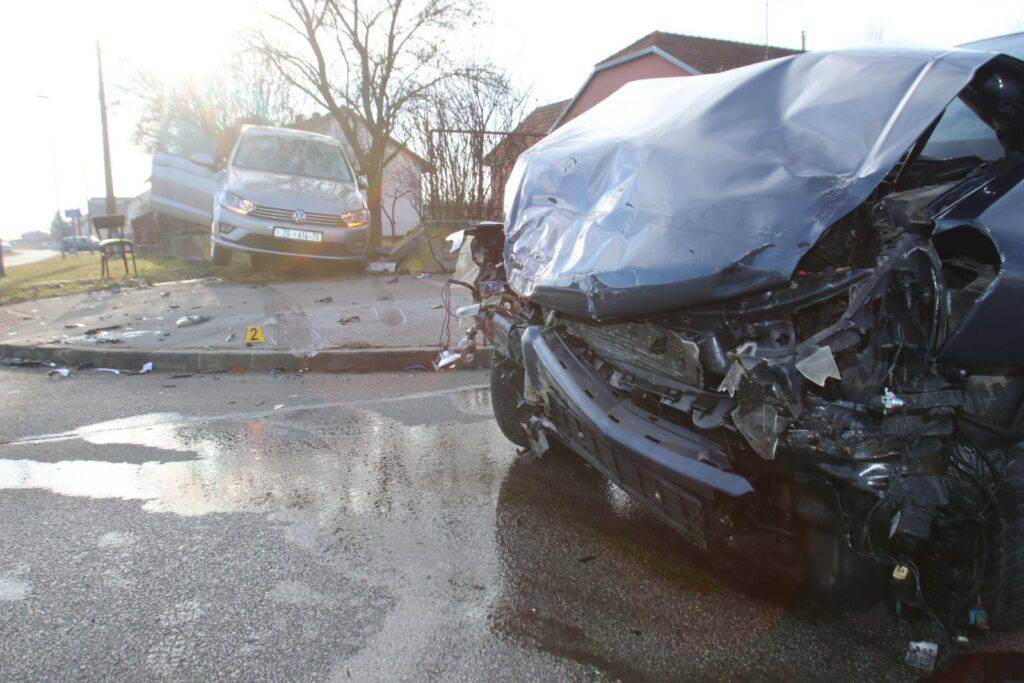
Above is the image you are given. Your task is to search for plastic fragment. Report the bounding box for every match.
[315,296,334,304]
[795,345,841,387]
[338,315,361,324]
[95,368,122,374]
[176,315,210,328]
[139,362,153,374]
[48,368,71,378]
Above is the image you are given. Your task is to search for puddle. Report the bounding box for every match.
[0,387,511,518]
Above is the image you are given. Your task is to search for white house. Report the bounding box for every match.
[293,112,429,238]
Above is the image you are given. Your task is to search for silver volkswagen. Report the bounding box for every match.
[151,124,369,266]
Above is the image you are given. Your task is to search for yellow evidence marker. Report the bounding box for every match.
[245,325,266,345]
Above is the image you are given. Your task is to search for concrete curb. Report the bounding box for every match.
[0,343,493,374]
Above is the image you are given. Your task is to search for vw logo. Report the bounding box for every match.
[292,209,306,224]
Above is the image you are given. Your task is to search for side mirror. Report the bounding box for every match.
[188,152,218,170]
[357,176,368,190]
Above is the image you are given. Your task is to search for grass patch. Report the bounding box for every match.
[0,253,247,306]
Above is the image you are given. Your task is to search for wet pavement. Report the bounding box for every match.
[0,367,1020,679]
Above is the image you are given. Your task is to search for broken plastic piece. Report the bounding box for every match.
[892,564,909,581]
[905,641,939,671]
[176,315,210,328]
[795,345,842,387]
[95,368,122,374]
[47,368,71,378]
[433,349,461,371]
[139,362,153,374]
[455,303,481,319]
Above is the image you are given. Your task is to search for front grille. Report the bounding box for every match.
[250,205,343,227]
[238,234,364,258]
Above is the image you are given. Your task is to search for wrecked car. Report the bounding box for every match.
[443,46,1024,633]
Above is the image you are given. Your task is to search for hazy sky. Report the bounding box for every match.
[1,0,1021,240]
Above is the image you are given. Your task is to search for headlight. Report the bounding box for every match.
[220,191,254,216]
[340,208,369,228]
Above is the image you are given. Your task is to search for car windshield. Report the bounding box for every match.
[233,135,352,181]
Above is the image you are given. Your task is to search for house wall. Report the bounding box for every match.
[310,118,424,237]
[561,53,690,125]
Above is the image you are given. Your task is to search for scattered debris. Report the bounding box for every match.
[64,323,86,329]
[176,315,210,328]
[47,368,71,378]
[386,276,400,284]
[270,367,288,375]
[273,404,285,410]
[402,363,427,371]
[255,399,265,406]
[169,373,193,379]
[160,291,171,298]
[377,295,392,301]
[578,555,597,564]
[139,362,153,374]
[95,368,122,375]
[315,296,334,304]
[84,324,122,336]
[225,333,237,343]
[430,303,444,309]
[905,641,939,672]
[416,272,432,279]
[338,315,361,324]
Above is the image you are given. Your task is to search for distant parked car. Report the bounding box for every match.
[60,236,97,253]
[1,241,11,253]
[150,124,370,268]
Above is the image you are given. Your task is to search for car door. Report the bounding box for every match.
[150,117,220,227]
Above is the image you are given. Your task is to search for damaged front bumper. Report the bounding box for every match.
[521,325,753,549]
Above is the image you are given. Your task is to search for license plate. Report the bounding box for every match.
[273,227,323,242]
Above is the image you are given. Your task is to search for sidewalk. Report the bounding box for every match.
[0,273,475,372]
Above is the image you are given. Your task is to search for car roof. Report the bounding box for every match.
[238,124,338,145]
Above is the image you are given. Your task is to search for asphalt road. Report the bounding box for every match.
[3,248,58,268]
[1,367,1020,680]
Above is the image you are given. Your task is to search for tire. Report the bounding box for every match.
[211,242,232,266]
[490,359,530,447]
[981,454,1024,629]
[927,449,1024,630]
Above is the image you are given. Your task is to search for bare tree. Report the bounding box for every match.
[124,54,296,156]
[416,73,527,220]
[381,157,424,237]
[250,0,487,251]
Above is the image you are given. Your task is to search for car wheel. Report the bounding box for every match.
[211,242,232,266]
[490,359,531,447]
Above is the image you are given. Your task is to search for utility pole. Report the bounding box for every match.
[801,30,806,52]
[96,41,116,216]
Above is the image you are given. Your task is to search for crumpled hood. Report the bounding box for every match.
[228,168,363,214]
[503,47,1001,319]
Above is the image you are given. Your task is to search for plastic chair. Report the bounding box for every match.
[91,214,137,279]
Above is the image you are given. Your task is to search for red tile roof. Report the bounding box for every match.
[483,99,570,165]
[599,31,802,74]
